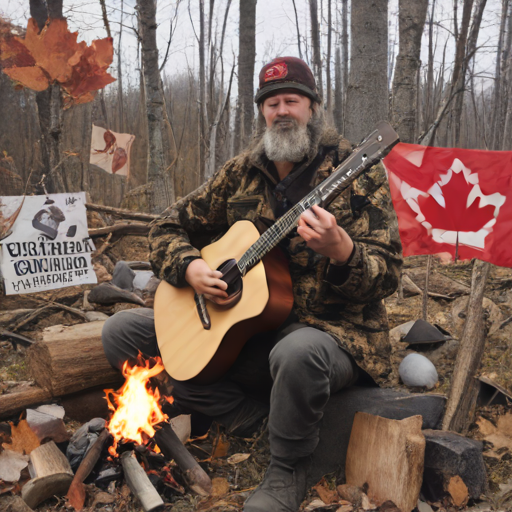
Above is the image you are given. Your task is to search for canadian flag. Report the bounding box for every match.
[383,143,512,267]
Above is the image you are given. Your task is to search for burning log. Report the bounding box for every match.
[154,422,212,496]
[21,441,74,509]
[67,428,111,511]
[121,451,164,512]
[105,356,211,497]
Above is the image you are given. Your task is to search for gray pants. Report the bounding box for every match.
[102,308,358,460]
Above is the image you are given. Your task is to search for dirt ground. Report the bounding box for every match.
[1,236,512,512]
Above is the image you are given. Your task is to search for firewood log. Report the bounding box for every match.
[27,321,121,397]
[121,451,164,512]
[345,412,425,512]
[21,441,74,508]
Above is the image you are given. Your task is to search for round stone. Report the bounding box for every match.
[399,353,438,389]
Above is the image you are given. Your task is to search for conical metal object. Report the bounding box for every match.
[401,319,451,345]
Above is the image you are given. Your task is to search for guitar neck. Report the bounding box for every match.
[237,121,399,276]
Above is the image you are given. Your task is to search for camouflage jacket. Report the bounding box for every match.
[149,130,403,385]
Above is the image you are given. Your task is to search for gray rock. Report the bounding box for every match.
[133,271,155,291]
[66,418,106,471]
[88,282,145,306]
[399,353,438,389]
[421,429,487,501]
[112,261,135,291]
[308,386,446,486]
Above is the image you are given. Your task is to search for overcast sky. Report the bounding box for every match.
[0,0,503,95]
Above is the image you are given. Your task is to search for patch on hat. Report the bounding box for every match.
[264,62,288,82]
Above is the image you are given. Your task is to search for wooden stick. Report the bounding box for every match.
[422,254,433,321]
[442,259,491,433]
[153,422,212,496]
[89,223,150,238]
[93,232,113,257]
[67,429,110,511]
[85,203,158,222]
[8,302,87,332]
[121,451,164,512]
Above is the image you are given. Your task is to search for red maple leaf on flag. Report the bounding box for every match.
[418,170,496,233]
[384,143,512,265]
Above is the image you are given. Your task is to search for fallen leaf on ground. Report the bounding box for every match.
[476,416,512,457]
[227,453,251,465]
[91,491,115,507]
[497,413,512,437]
[447,475,468,507]
[337,506,353,512]
[211,477,230,497]
[304,499,326,511]
[314,479,339,504]
[2,420,39,455]
[212,435,230,459]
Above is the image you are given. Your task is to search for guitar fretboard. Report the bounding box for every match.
[237,191,320,273]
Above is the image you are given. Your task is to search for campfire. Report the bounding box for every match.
[104,355,170,456]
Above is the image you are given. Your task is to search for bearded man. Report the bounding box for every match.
[102,56,402,512]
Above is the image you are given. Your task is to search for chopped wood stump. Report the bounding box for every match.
[21,441,73,509]
[346,412,425,512]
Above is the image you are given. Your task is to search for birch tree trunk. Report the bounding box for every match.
[345,0,389,143]
[391,0,428,143]
[137,0,174,213]
[237,0,257,150]
[30,0,66,193]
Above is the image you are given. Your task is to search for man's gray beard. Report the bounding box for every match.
[263,120,311,163]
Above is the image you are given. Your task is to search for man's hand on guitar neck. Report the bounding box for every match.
[185,258,229,303]
[298,205,354,265]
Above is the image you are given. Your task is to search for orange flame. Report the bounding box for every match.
[105,356,170,456]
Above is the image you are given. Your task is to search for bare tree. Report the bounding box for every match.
[345,0,389,142]
[390,0,429,143]
[30,0,66,193]
[334,46,343,133]
[325,0,333,119]
[199,0,207,183]
[291,0,303,60]
[309,0,323,99]
[137,0,174,212]
[237,0,257,151]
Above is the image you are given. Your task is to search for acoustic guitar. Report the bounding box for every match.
[154,121,399,384]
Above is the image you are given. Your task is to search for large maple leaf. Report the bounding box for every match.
[400,159,506,251]
[0,17,114,104]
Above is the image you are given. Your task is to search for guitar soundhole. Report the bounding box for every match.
[214,259,243,309]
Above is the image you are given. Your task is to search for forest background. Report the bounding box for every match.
[0,0,510,214]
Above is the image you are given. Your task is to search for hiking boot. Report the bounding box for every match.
[243,456,310,512]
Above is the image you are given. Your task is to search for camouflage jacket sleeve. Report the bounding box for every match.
[148,159,242,287]
[324,162,403,303]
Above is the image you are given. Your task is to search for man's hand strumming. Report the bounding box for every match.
[185,258,228,302]
[298,205,354,264]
